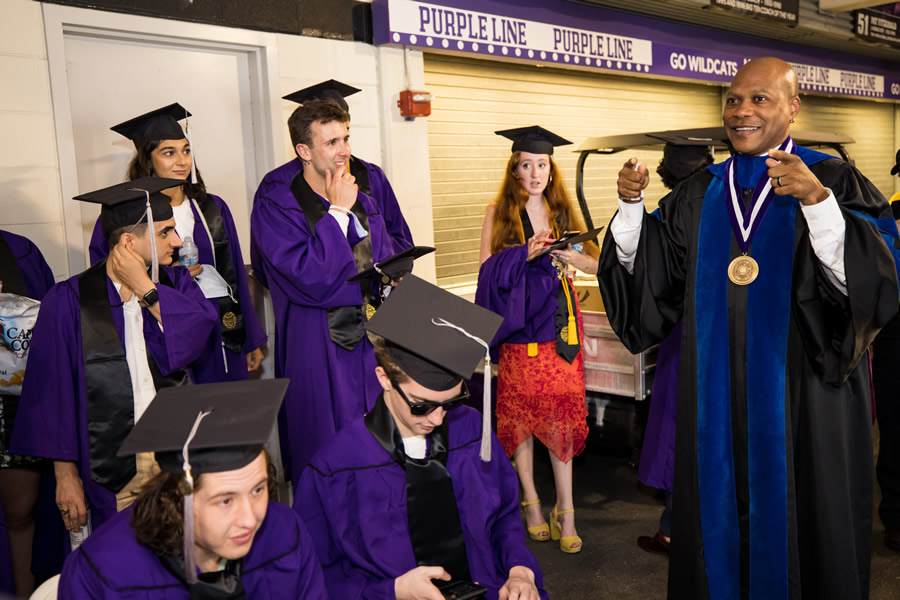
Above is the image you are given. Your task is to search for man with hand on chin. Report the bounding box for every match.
[250,100,395,489]
[598,57,897,600]
[10,177,217,554]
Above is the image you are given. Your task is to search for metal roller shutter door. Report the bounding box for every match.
[424,53,723,287]
[793,95,896,197]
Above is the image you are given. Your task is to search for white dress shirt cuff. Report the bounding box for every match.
[800,189,847,295]
[610,196,645,274]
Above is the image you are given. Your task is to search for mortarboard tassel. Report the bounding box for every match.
[132,188,159,284]
[561,277,578,345]
[181,409,212,584]
[431,317,493,462]
[184,116,197,185]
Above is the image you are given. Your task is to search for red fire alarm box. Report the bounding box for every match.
[398,90,433,118]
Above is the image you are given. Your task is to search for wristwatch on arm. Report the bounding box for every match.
[139,287,159,308]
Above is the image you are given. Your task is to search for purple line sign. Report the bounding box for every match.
[372,0,900,101]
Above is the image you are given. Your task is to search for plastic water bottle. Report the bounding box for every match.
[69,510,92,551]
[180,236,199,267]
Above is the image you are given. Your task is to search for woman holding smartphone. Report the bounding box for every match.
[476,126,598,554]
[89,103,266,383]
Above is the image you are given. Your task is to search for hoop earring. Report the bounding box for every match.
[790,119,795,123]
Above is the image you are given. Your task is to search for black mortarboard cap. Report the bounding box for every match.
[365,275,503,391]
[891,149,900,176]
[495,125,572,155]
[283,79,361,111]
[111,102,191,148]
[117,379,288,475]
[347,246,436,284]
[661,143,714,183]
[74,177,183,241]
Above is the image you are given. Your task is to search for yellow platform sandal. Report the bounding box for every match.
[520,500,550,541]
[550,505,582,553]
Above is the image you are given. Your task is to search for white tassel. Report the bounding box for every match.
[130,188,159,284]
[430,318,492,462]
[183,484,197,584]
[480,355,491,462]
[181,409,212,584]
[185,117,197,185]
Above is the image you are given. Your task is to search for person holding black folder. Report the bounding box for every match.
[296,276,545,600]
[475,126,599,554]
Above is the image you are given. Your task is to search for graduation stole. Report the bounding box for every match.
[191,198,246,354]
[518,209,581,363]
[695,144,832,600]
[290,172,378,351]
[0,234,28,297]
[364,394,472,582]
[157,553,247,600]
[79,259,190,493]
[349,155,371,197]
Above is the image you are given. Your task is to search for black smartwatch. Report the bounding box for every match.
[141,288,159,307]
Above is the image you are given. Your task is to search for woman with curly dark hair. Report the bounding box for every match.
[88,103,266,384]
[59,380,327,599]
[475,126,598,554]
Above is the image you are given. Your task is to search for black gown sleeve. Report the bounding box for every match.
[596,172,709,354]
[792,159,898,385]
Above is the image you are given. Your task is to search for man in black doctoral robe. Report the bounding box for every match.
[597,57,898,600]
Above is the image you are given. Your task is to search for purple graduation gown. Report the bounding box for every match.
[637,321,681,493]
[250,178,395,486]
[296,405,548,600]
[59,501,328,598]
[0,231,55,594]
[475,244,560,357]
[9,266,216,542]
[88,195,267,383]
[1,230,55,299]
[249,156,414,289]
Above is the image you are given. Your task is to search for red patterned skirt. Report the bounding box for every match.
[496,312,588,463]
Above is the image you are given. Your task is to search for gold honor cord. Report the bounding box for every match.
[517,202,579,357]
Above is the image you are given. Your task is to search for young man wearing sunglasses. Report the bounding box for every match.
[295,275,546,600]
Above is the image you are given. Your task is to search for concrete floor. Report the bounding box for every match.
[523,443,900,599]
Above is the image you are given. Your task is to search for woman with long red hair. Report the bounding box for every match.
[475,126,598,554]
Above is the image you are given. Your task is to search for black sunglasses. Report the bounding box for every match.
[389,378,470,416]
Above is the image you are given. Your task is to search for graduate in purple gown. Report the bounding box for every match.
[250,100,396,487]
[297,276,546,600]
[0,231,56,596]
[10,178,217,555]
[60,380,328,599]
[88,103,267,383]
[250,80,413,289]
